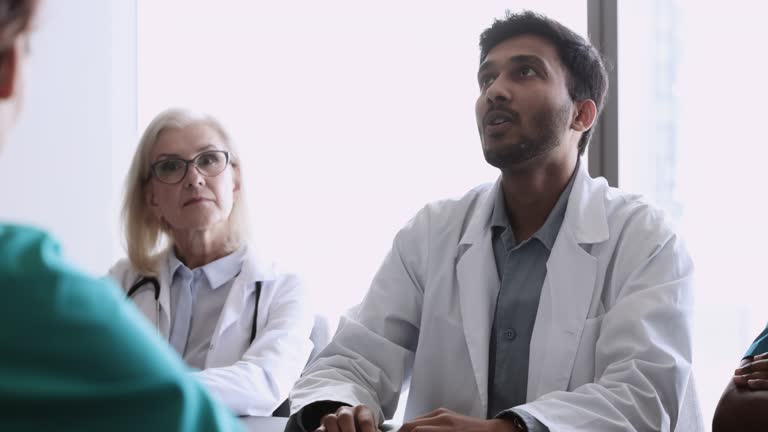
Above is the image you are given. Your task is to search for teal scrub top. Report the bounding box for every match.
[745,325,768,358]
[0,224,244,432]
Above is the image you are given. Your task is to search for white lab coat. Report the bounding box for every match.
[109,247,314,416]
[290,164,702,431]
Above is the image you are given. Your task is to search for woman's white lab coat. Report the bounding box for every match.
[290,164,702,431]
[109,247,314,416]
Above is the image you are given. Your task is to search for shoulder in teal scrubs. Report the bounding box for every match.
[0,224,244,432]
[744,325,768,358]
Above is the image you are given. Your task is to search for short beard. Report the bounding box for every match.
[482,102,571,170]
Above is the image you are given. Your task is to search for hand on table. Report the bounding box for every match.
[398,408,521,432]
[316,405,377,432]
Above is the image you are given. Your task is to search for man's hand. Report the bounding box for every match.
[735,353,768,390]
[316,405,377,432]
[399,408,521,432]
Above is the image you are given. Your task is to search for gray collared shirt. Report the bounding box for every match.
[487,163,578,431]
[168,247,245,370]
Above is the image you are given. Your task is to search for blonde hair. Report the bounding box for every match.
[122,108,251,275]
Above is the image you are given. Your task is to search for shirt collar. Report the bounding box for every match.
[168,246,246,289]
[490,159,580,251]
[490,182,510,232]
[535,163,577,250]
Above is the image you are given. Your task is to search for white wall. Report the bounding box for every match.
[137,0,586,320]
[0,0,137,276]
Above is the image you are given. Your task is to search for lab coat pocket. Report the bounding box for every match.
[568,315,603,390]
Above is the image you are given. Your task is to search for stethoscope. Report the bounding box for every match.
[127,276,262,343]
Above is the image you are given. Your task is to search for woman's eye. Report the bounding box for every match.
[158,160,183,173]
[198,153,219,166]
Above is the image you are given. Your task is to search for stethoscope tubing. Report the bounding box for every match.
[127,276,262,343]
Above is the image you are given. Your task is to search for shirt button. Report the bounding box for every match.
[504,328,517,341]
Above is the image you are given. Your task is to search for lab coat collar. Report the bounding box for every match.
[167,246,247,290]
[458,160,609,248]
[237,244,277,284]
[208,245,277,348]
[565,162,610,245]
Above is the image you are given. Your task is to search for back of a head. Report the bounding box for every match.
[0,0,36,57]
[0,0,37,145]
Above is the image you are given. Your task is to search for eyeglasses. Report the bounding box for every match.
[149,150,231,185]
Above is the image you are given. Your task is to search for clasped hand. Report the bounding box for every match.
[734,352,768,390]
[316,406,520,432]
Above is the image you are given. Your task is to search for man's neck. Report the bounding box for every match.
[499,156,577,242]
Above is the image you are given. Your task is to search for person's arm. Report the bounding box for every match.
[289,207,432,429]
[105,257,135,294]
[0,226,242,431]
[193,273,314,416]
[511,211,695,431]
[713,353,768,431]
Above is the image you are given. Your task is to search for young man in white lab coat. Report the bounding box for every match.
[289,11,701,432]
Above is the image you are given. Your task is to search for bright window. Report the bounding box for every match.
[138,1,586,322]
[618,1,768,428]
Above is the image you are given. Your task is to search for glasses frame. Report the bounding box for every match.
[149,150,231,185]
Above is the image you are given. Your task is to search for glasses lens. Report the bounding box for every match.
[195,151,228,176]
[153,159,186,183]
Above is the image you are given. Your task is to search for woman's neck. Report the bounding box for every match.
[171,225,237,269]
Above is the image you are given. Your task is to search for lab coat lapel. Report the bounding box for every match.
[207,247,273,364]
[527,165,609,399]
[456,180,501,415]
[212,270,252,344]
[151,251,173,340]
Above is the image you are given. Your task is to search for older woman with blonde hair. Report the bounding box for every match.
[109,108,314,416]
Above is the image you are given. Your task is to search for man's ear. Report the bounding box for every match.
[571,99,597,133]
[0,45,18,100]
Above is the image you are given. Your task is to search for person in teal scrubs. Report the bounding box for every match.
[0,1,242,431]
[743,328,768,359]
[712,327,768,431]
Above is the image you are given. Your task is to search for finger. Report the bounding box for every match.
[734,374,750,386]
[352,405,376,432]
[336,408,356,432]
[743,371,768,381]
[411,408,453,421]
[755,352,768,361]
[736,359,768,375]
[748,379,768,391]
[320,414,341,432]
[408,427,442,432]
[401,415,446,432]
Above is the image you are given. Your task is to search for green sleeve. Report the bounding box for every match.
[0,225,244,432]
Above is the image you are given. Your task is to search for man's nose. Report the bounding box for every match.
[485,78,511,104]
